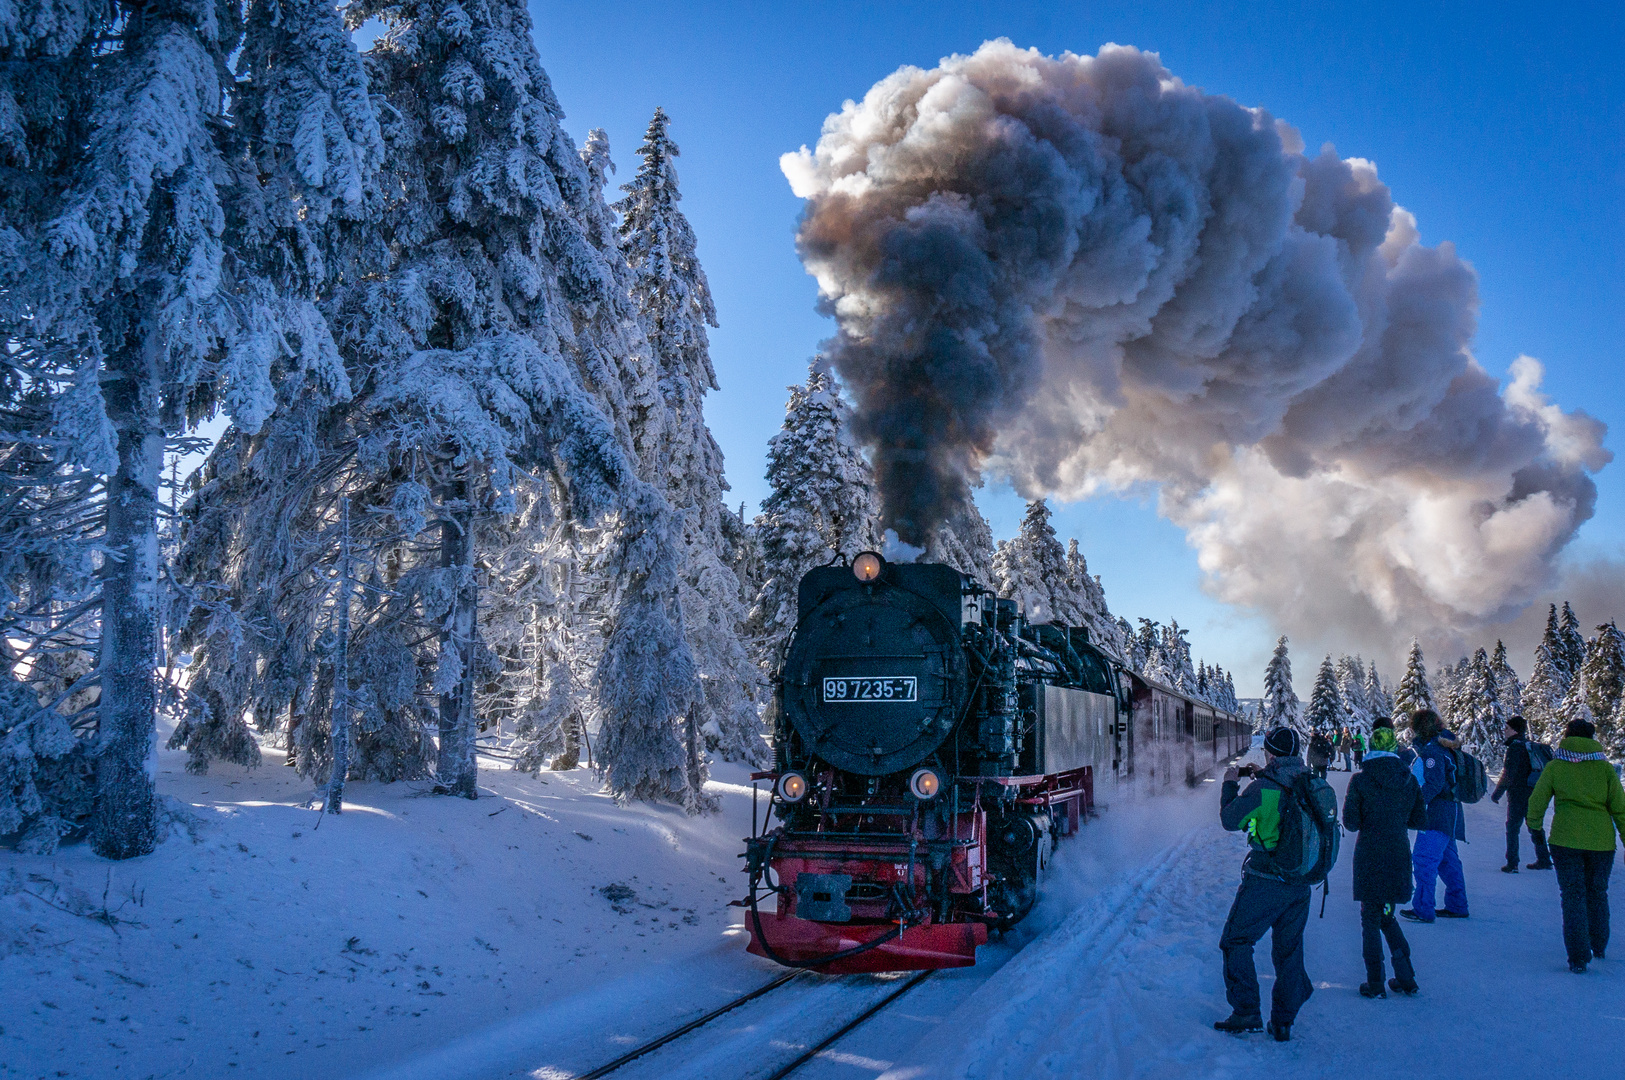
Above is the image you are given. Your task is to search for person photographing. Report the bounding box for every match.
[1214,727,1317,1043]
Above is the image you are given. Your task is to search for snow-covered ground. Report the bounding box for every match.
[0,724,764,1080]
[4,743,1619,1080]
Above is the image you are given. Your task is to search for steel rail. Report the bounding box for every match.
[761,969,935,1080]
[574,970,806,1079]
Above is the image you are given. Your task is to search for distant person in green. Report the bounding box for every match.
[1353,730,1365,769]
[1526,718,1625,973]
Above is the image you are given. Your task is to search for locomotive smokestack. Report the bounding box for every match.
[783,39,1608,648]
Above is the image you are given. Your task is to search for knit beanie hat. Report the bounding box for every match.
[1370,727,1398,752]
[1263,727,1300,758]
[1372,715,1393,730]
[1507,715,1527,734]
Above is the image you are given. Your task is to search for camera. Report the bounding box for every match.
[1236,763,1259,778]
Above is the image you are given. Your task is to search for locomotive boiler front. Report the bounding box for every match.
[779,560,971,776]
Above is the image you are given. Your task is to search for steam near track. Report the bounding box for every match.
[782,40,1610,649]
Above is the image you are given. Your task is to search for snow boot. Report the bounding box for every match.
[1388,977,1419,996]
[1399,909,1432,923]
[1269,1020,1292,1042]
[1570,962,1588,974]
[1214,1013,1264,1034]
[1501,862,1519,874]
[1436,909,1469,919]
[1358,981,1387,998]
[1528,860,1553,870]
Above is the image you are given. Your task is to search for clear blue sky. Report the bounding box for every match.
[529,0,1624,694]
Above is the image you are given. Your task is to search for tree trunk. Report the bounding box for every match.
[438,497,478,799]
[92,348,163,859]
[326,499,353,813]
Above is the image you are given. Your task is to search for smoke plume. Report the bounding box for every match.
[783,40,1610,643]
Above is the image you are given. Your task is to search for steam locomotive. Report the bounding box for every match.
[741,552,1248,974]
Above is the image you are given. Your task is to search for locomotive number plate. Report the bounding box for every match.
[822,676,917,703]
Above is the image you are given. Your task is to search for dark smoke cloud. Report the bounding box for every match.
[785,40,1610,643]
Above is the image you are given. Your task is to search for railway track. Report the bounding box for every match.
[573,967,936,1080]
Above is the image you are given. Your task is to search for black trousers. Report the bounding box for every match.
[1358,901,1414,984]
[1551,845,1614,965]
[1504,791,1551,866]
[1220,875,1312,1023]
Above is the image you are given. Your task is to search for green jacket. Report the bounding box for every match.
[1527,737,1625,852]
[1221,756,1308,879]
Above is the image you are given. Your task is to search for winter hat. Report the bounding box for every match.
[1507,715,1528,734]
[1370,727,1398,752]
[1263,727,1300,758]
[1372,715,1394,730]
[1565,719,1596,740]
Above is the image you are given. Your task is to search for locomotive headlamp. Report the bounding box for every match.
[909,767,943,800]
[852,551,884,582]
[776,771,809,803]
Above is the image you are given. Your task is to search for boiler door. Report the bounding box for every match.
[781,584,967,776]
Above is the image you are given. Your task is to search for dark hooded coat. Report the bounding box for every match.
[1343,753,1428,902]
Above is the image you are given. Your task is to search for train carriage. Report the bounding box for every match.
[741,552,1248,974]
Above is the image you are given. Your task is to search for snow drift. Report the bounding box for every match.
[782,40,1609,648]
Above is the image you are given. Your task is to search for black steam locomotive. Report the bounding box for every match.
[742,552,1248,973]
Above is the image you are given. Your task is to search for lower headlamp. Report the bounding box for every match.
[909,767,943,800]
[776,771,808,802]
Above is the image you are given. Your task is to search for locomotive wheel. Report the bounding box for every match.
[988,855,1039,930]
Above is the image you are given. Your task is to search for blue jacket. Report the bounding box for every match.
[1412,733,1466,839]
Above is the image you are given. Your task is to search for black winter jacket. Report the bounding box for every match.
[1343,752,1428,903]
[1492,736,1533,802]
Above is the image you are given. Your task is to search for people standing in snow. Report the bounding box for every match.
[1525,718,1625,973]
[1214,727,1315,1042]
[1343,724,1427,997]
[1308,732,1333,779]
[1402,709,1470,923]
[1490,716,1553,872]
[1353,730,1366,769]
[1338,728,1355,771]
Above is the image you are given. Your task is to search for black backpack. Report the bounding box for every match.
[1452,748,1488,804]
[1525,741,1554,786]
[1271,771,1341,887]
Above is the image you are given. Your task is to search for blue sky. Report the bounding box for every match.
[528,1,1623,693]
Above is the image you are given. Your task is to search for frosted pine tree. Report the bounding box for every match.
[925,500,997,583]
[1062,538,1129,657]
[1578,623,1625,748]
[617,107,763,764]
[1490,641,1522,719]
[994,500,1070,624]
[1524,605,1573,744]
[1364,663,1394,719]
[1304,656,1343,734]
[1261,636,1300,731]
[1558,603,1587,679]
[2,0,362,856]
[1394,640,1434,722]
[1336,656,1373,734]
[747,364,880,669]
[1453,649,1502,761]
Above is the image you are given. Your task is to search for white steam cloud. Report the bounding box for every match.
[782,40,1610,645]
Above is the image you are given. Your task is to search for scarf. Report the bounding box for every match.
[1554,747,1608,763]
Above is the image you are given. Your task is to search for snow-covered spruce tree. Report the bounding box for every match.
[747,363,881,670]
[1062,538,1128,657]
[1393,640,1433,722]
[1261,636,1300,731]
[994,500,1070,624]
[1452,648,1502,762]
[1558,603,1586,679]
[925,499,997,584]
[1364,662,1394,719]
[167,0,384,779]
[1303,656,1343,734]
[1577,622,1625,753]
[1524,605,1573,744]
[1336,656,1372,733]
[616,107,762,764]
[1490,640,1522,719]
[2,0,358,856]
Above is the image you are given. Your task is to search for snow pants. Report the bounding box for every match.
[1504,790,1551,868]
[1551,845,1613,966]
[1358,901,1414,985]
[1219,875,1312,1024]
[1410,829,1468,920]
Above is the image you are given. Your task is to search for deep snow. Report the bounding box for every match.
[3,742,1620,1080]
